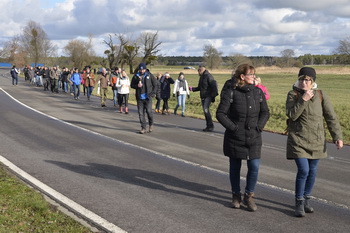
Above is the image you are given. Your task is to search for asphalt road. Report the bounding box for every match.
[1,69,349,233]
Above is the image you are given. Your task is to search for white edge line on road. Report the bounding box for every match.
[1,87,349,225]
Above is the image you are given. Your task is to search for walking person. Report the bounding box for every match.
[286,67,343,217]
[216,64,270,211]
[173,72,190,117]
[50,66,59,93]
[116,69,130,114]
[70,67,81,100]
[189,65,218,132]
[110,67,120,107]
[154,72,162,113]
[96,68,110,107]
[42,66,50,91]
[82,66,95,100]
[160,72,174,115]
[130,63,157,134]
[10,65,19,85]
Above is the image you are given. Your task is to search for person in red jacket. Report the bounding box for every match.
[255,76,270,100]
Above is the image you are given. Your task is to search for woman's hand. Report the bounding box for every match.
[335,140,344,150]
[302,90,314,101]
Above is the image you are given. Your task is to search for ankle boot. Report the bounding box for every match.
[243,192,257,211]
[304,195,314,213]
[295,198,306,217]
[231,193,242,209]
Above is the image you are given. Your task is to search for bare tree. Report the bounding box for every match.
[203,44,222,70]
[123,43,140,74]
[228,53,252,69]
[103,33,128,69]
[336,36,350,55]
[1,35,26,66]
[64,36,95,69]
[139,31,162,65]
[20,20,56,67]
[280,49,295,67]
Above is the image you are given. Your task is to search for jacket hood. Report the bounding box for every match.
[292,80,318,94]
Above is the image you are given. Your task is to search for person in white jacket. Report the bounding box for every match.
[173,72,190,117]
[116,69,130,113]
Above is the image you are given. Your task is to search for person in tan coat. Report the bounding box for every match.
[83,66,95,101]
[96,68,110,107]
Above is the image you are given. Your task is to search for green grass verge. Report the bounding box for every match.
[0,164,93,233]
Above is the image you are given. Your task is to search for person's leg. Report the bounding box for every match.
[181,94,187,115]
[202,97,213,130]
[137,100,146,132]
[146,98,154,131]
[242,158,260,211]
[294,158,310,217]
[229,158,242,194]
[245,159,260,193]
[304,159,319,196]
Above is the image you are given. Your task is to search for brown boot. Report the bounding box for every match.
[243,192,257,211]
[231,193,242,209]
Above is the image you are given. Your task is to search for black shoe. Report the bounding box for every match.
[101,104,106,107]
[203,127,214,132]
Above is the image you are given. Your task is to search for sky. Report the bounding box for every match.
[1,0,350,58]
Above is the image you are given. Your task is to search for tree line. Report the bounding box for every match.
[1,20,350,72]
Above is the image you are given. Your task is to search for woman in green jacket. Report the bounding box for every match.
[286,67,343,217]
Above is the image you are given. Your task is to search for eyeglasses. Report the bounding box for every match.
[300,79,312,83]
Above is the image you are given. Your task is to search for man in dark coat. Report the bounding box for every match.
[190,65,218,131]
[131,63,157,134]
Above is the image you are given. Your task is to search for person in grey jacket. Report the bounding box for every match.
[286,67,343,217]
[216,64,270,211]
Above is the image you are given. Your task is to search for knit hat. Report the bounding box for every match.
[138,63,147,70]
[298,67,316,81]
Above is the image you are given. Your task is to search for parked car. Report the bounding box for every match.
[184,66,196,70]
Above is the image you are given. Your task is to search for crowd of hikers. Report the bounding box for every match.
[11,63,344,218]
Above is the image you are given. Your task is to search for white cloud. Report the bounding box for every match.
[1,0,350,58]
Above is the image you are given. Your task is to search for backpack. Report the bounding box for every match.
[285,89,323,134]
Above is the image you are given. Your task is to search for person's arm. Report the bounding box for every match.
[216,88,238,132]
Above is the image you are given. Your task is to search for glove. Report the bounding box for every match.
[173,94,175,97]
[187,95,190,99]
[211,97,215,103]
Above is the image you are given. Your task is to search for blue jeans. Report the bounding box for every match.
[87,86,94,98]
[137,98,153,129]
[229,158,260,194]
[73,84,80,98]
[201,97,213,128]
[12,76,18,85]
[113,89,118,106]
[294,158,319,199]
[176,94,187,113]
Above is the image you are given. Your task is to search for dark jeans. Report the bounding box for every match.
[137,98,153,130]
[51,79,58,93]
[12,76,18,85]
[87,86,94,98]
[229,158,260,194]
[294,158,319,199]
[155,97,161,110]
[162,98,169,111]
[201,97,214,128]
[73,84,80,98]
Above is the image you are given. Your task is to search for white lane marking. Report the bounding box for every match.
[0,155,127,233]
[1,88,349,219]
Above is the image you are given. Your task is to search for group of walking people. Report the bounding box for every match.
[13,62,344,217]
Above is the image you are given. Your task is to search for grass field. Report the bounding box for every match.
[0,164,92,232]
[102,65,350,144]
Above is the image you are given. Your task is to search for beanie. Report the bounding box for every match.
[298,67,316,81]
[138,63,147,70]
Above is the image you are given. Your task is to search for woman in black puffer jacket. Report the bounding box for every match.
[216,64,270,211]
